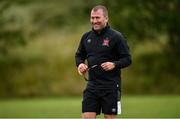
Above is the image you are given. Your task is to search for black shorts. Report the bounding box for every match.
[82,88,121,115]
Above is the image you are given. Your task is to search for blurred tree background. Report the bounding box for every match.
[0,0,179,98]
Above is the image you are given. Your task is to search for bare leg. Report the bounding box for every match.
[82,112,96,119]
[104,114,116,119]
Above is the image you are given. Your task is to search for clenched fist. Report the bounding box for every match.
[77,63,88,75]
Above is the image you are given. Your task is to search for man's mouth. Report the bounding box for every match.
[93,24,100,27]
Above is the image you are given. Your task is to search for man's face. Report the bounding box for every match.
[90,9,108,32]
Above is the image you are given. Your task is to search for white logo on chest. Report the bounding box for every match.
[87,39,91,43]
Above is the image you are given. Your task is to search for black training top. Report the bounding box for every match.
[75,25,132,89]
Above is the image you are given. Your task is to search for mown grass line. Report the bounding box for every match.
[0,95,180,118]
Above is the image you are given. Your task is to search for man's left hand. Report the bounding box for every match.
[101,62,115,71]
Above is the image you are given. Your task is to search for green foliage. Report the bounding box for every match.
[0,0,179,97]
[104,0,180,93]
[0,1,26,55]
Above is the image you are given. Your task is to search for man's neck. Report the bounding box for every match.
[93,25,108,35]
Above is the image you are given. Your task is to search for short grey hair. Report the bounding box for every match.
[91,5,108,17]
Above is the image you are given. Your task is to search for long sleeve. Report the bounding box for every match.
[75,33,88,67]
[113,33,132,69]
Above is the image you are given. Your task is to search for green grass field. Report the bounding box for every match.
[0,95,180,118]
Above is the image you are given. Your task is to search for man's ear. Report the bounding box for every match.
[105,16,109,23]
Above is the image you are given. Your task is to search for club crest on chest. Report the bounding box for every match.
[102,37,109,47]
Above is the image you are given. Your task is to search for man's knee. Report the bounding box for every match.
[104,114,116,119]
[82,112,96,119]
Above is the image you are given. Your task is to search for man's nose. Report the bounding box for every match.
[92,18,98,23]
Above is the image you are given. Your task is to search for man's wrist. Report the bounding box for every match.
[112,62,116,68]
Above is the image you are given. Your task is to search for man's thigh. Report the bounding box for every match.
[101,89,120,115]
[82,88,101,115]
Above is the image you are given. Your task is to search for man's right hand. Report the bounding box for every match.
[77,63,88,75]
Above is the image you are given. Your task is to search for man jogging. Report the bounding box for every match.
[75,5,132,119]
